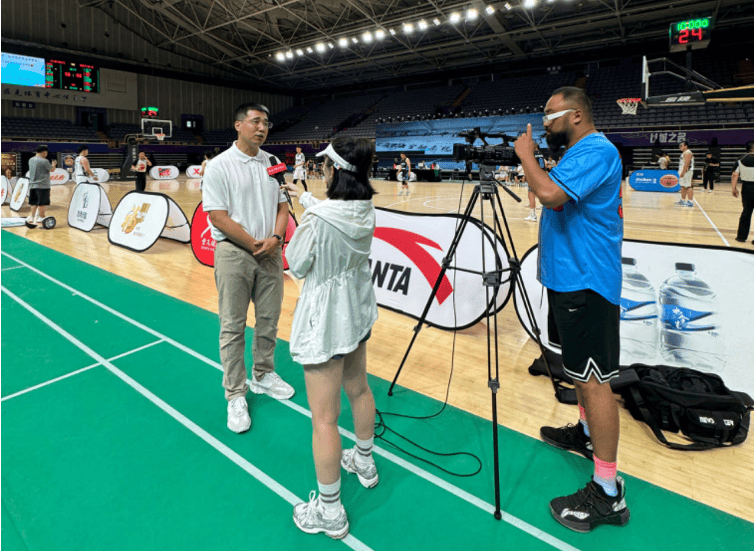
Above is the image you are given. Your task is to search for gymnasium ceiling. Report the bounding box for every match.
[83,0,753,91]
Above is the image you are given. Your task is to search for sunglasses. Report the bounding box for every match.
[542,109,575,125]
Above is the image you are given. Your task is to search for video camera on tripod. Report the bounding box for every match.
[453,127,544,181]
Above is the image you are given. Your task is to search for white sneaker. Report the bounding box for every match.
[524,214,537,222]
[35,216,45,223]
[707,189,713,193]
[227,396,251,433]
[342,447,379,488]
[686,200,694,207]
[26,216,35,224]
[250,371,295,400]
[674,199,685,206]
[293,491,348,539]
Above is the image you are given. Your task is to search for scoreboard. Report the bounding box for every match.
[45,59,99,93]
[669,17,714,53]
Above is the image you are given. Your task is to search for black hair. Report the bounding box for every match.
[681,140,689,147]
[551,86,593,121]
[204,150,215,160]
[746,141,754,153]
[77,145,88,153]
[324,137,377,200]
[235,102,270,121]
[36,144,49,153]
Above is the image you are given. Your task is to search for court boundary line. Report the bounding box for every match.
[1,339,165,402]
[0,285,373,551]
[693,198,730,246]
[1,265,26,272]
[0,249,581,551]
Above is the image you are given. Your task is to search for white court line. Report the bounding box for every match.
[0,250,580,551]
[1,265,26,272]
[1,339,165,402]
[693,198,730,246]
[0,286,373,551]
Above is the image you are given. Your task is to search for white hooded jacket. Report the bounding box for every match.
[286,192,378,365]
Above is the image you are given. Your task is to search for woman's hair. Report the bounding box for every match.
[325,137,377,200]
[204,150,215,160]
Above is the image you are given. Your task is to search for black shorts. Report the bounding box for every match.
[29,188,51,206]
[547,289,620,384]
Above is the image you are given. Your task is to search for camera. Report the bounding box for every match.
[452,127,544,171]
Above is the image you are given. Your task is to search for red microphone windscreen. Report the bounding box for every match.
[267,163,287,176]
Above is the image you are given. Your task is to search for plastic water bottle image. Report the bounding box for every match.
[658,262,725,371]
[619,258,659,360]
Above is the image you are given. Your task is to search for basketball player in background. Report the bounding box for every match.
[198,150,215,189]
[293,146,308,191]
[397,153,412,195]
[130,151,152,191]
[74,145,98,184]
[27,144,53,224]
[676,141,695,207]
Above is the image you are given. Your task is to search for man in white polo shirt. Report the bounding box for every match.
[202,102,294,434]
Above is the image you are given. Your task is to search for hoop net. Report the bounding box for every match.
[617,98,641,115]
[155,133,165,141]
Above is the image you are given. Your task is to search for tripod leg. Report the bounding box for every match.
[388,188,481,395]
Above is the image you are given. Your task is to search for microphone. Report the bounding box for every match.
[267,156,287,186]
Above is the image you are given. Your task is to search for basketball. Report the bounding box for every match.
[660,174,679,187]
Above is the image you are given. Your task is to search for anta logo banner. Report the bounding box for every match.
[109,191,169,252]
[372,208,509,330]
[514,240,754,393]
[50,168,70,185]
[149,166,180,180]
[67,183,113,232]
[186,165,203,179]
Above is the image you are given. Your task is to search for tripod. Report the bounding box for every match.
[387,164,568,519]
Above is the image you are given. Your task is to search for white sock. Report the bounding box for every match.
[317,479,341,519]
[530,209,536,217]
[355,436,375,467]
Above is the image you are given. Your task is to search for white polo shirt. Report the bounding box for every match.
[202,142,287,243]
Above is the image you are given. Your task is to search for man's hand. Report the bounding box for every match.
[732,188,739,198]
[282,182,300,197]
[252,237,280,259]
[514,123,539,161]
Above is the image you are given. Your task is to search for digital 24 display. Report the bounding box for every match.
[669,17,713,53]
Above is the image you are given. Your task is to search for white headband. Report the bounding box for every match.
[316,143,358,172]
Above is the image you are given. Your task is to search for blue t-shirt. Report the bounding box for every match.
[537,132,623,304]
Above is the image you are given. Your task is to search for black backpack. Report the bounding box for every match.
[621,364,754,450]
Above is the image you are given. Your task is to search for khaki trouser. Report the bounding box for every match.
[214,240,283,401]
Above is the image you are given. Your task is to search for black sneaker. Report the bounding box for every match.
[550,476,630,533]
[540,423,593,460]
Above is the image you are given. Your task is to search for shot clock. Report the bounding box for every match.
[669,17,713,53]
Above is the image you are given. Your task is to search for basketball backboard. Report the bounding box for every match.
[141,118,173,139]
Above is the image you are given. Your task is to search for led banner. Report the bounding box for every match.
[1,175,13,204]
[10,178,30,211]
[190,202,298,269]
[372,208,509,330]
[514,241,754,393]
[68,183,113,232]
[149,166,180,180]
[186,165,203,179]
[109,191,190,252]
[629,169,680,192]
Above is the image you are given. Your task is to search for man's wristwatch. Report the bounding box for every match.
[272,234,284,243]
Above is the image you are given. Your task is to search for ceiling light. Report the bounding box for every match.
[388,28,396,36]
[327,42,334,49]
[486,5,495,14]
[466,9,478,20]
[295,48,303,56]
[449,12,461,23]
[306,46,313,53]
[276,52,285,61]
[523,0,537,7]
[403,23,414,34]
[418,20,428,30]
[432,18,441,25]
[504,2,512,9]
[315,43,326,52]
[375,29,385,39]
[362,31,373,43]
[285,51,293,59]
[351,37,358,43]
[338,37,348,47]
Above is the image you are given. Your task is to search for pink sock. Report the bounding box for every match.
[578,406,590,436]
[593,456,618,496]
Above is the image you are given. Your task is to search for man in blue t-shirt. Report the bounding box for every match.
[515,86,628,533]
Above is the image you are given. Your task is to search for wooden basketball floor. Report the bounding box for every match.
[2,173,753,530]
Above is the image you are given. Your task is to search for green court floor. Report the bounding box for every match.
[1,230,752,551]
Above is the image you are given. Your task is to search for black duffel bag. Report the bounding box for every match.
[621,364,754,450]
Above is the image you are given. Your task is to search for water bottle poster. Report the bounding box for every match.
[514,241,754,394]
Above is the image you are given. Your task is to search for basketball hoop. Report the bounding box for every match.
[616,98,641,115]
[155,133,165,142]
